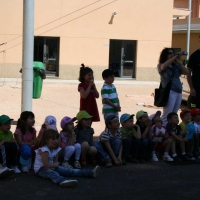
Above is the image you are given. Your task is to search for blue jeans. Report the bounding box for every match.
[93,139,122,162]
[36,166,93,184]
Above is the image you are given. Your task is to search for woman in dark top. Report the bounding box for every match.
[157,48,188,125]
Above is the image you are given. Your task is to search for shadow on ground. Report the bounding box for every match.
[1,161,200,200]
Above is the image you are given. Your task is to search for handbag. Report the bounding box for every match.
[154,69,175,107]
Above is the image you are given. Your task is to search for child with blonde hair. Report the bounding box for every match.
[34,129,100,187]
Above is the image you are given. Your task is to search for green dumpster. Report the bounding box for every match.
[33,61,46,99]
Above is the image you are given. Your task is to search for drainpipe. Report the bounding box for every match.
[21,0,34,112]
[186,0,192,59]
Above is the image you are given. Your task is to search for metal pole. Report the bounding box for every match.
[186,0,192,59]
[21,0,34,112]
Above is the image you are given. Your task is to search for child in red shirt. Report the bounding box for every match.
[78,64,100,122]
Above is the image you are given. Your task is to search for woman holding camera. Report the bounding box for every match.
[158,48,189,125]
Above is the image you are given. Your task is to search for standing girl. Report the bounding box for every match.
[60,116,81,169]
[78,63,100,122]
[74,111,97,166]
[158,48,189,125]
[14,111,38,172]
[34,129,100,187]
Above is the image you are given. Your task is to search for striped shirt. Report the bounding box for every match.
[99,128,122,141]
[101,83,118,114]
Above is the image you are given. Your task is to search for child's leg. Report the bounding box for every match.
[131,138,140,161]
[74,143,81,168]
[63,146,75,161]
[178,136,186,153]
[88,146,97,156]
[109,138,122,157]
[0,145,6,167]
[81,142,90,163]
[56,165,99,178]
[81,142,90,160]
[88,146,97,164]
[185,137,194,158]
[163,138,173,154]
[193,133,199,157]
[151,137,158,162]
[122,138,131,158]
[37,167,68,184]
[9,143,18,166]
[74,143,81,161]
[140,139,148,161]
[92,141,110,162]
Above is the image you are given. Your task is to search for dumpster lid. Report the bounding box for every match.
[33,61,45,70]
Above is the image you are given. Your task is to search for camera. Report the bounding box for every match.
[176,51,188,56]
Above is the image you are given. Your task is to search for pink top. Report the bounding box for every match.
[14,128,36,143]
[59,131,76,148]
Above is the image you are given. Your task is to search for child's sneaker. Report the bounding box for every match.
[151,154,159,162]
[105,159,112,168]
[62,162,73,168]
[93,165,100,178]
[74,161,81,169]
[60,180,78,187]
[21,165,29,173]
[190,157,196,161]
[11,165,21,174]
[163,155,173,162]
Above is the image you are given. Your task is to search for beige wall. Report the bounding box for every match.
[0,0,174,81]
[172,33,200,56]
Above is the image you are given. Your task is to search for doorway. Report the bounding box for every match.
[109,39,136,78]
[34,37,60,77]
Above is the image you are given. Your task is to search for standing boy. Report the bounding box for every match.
[93,114,122,167]
[120,113,141,163]
[101,69,121,120]
[0,115,21,173]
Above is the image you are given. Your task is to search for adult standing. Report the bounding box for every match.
[158,48,189,125]
[187,36,200,108]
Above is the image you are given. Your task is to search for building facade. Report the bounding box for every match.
[172,0,200,56]
[0,0,176,81]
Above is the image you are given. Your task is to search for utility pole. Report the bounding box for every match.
[21,0,34,112]
[186,0,192,59]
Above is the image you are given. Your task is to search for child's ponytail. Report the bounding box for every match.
[78,63,93,83]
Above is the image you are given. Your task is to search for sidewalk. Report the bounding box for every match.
[0,78,159,135]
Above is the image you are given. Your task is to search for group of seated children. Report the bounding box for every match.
[1,107,200,186]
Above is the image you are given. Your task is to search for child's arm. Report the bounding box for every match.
[93,84,99,98]
[67,132,76,146]
[103,98,121,111]
[102,140,121,165]
[40,150,59,169]
[133,124,141,139]
[117,144,123,164]
[79,81,94,99]
[170,132,188,142]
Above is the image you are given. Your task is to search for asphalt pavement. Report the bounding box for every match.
[1,161,200,200]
